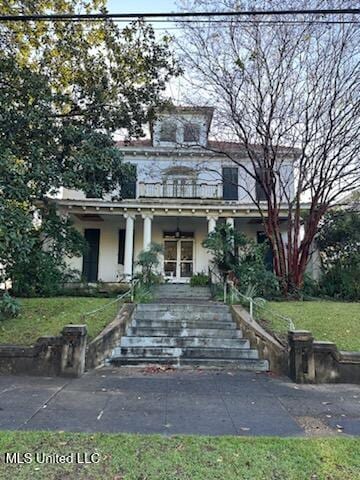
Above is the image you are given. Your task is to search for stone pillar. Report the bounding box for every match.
[60,325,87,378]
[288,330,316,383]
[142,214,153,250]
[124,213,135,280]
[207,215,218,234]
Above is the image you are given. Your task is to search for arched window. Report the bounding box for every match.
[163,166,198,198]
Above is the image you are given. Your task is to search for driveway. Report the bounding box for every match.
[0,367,359,436]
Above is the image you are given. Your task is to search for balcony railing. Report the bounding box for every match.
[138,181,222,199]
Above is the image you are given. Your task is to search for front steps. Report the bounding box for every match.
[110,301,269,371]
[153,284,212,302]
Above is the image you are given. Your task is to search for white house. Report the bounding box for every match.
[55,106,295,283]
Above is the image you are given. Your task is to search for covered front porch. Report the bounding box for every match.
[62,205,272,284]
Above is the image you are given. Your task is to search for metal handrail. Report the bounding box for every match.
[229,283,295,330]
[82,277,140,319]
[208,266,294,330]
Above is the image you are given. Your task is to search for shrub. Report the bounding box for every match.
[320,262,360,300]
[316,209,360,300]
[190,272,209,287]
[203,224,280,299]
[0,292,21,320]
[10,251,79,297]
[134,283,153,303]
[136,243,163,285]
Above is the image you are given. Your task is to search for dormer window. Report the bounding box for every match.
[184,123,200,143]
[160,121,177,143]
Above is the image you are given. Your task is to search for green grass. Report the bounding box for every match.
[0,432,358,480]
[0,297,120,346]
[267,301,360,351]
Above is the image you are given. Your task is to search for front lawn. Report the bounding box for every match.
[0,432,358,480]
[0,297,120,345]
[268,301,360,351]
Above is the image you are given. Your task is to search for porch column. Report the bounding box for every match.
[207,215,218,234]
[226,217,234,229]
[226,217,235,251]
[142,214,153,250]
[124,213,135,280]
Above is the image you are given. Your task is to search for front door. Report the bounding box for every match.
[82,229,100,282]
[164,239,194,282]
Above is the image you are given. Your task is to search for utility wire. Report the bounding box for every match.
[0,8,359,22]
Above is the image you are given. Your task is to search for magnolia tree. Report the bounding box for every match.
[176,0,360,293]
[0,0,178,294]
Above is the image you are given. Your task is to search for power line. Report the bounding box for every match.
[0,8,359,22]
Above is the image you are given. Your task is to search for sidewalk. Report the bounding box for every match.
[0,368,359,436]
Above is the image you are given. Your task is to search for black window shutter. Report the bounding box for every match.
[222,167,238,200]
[118,229,126,264]
[122,165,137,199]
[255,168,267,201]
[82,229,100,282]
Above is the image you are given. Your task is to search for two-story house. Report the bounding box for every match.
[56,106,294,283]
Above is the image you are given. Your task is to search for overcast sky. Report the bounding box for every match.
[106,0,178,13]
[106,0,185,107]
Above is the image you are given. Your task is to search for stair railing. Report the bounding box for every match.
[229,283,295,330]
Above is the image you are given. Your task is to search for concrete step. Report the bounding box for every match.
[114,346,259,359]
[155,293,211,297]
[155,286,210,292]
[109,300,268,372]
[132,320,236,329]
[127,327,243,338]
[120,336,249,349]
[134,311,233,322]
[155,293,211,298]
[110,357,269,371]
[136,303,228,312]
[153,286,212,302]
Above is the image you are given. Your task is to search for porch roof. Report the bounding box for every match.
[52,198,293,220]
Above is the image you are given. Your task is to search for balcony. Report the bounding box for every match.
[138,181,222,199]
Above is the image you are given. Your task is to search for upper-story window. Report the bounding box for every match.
[184,123,200,143]
[160,121,177,143]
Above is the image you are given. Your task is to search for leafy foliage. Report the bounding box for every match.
[136,243,164,285]
[316,209,360,300]
[190,272,209,287]
[0,293,21,320]
[203,224,280,298]
[203,224,248,276]
[0,1,177,293]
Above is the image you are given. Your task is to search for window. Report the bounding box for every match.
[184,123,200,143]
[118,229,126,265]
[255,168,267,201]
[222,167,238,200]
[160,121,177,142]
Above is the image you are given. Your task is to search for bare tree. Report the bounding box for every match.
[176,0,360,293]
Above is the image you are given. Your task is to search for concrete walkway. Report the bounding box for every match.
[0,368,359,436]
